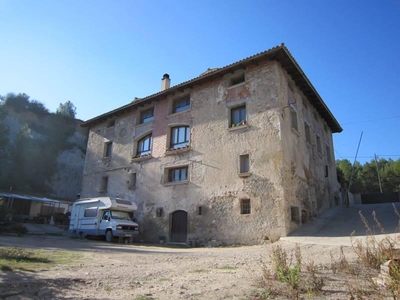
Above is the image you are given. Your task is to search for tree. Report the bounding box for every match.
[57,101,76,118]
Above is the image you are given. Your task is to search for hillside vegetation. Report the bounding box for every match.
[0,93,88,199]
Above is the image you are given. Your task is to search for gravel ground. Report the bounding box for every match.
[0,235,367,300]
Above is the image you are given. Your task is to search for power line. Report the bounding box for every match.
[341,115,400,125]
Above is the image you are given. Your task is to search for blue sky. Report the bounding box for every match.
[1,0,399,164]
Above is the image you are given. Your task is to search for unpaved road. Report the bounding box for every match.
[0,203,399,300]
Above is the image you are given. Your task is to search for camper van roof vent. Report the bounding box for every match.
[115,199,132,206]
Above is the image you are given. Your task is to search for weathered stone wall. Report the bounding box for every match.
[81,60,339,245]
[275,63,340,234]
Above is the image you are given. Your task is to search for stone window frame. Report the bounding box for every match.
[228,72,245,87]
[238,153,251,177]
[99,176,108,193]
[138,106,155,124]
[240,199,251,214]
[304,121,311,145]
[104,141,113,158]
[290,106,299,132]
[163,164,190,186]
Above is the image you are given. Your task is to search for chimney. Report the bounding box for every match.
[161,73,170,91]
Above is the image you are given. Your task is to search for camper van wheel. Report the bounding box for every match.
[105,230,114,243]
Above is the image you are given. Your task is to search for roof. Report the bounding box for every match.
[82,44,342,133]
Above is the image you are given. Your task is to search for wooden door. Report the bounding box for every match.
[170,210,187,243]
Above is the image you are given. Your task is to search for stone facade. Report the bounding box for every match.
[81,45,342,245]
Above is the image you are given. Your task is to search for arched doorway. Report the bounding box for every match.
[170,210,187,243]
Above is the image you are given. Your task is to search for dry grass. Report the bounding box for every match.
[255,204,400,299]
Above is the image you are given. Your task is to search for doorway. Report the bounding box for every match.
[170,210,187,243]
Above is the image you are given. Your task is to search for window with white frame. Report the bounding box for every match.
[230,105,246,127]
[172,97,190,114]
[137,134,152,156]
[170,126,190,149]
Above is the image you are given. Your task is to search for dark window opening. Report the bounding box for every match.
[230,73,245,86]
[304,122,311,143]
[172,97,190,113]
[170,126,190,149]
[107,120,115,128]
[325,165,329,178]
[291,206,300,223]
[128,173,136,190]
[290,108,298,131]
[241,199,251,214]
[104,142,113,158]
[100,176,108,192]
[198,206,202,215]
[140,107,154,123]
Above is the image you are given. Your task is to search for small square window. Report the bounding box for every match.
[104,142,113,158]
[240,199,251,214]
[107,120,115,128]
[239,154,250,174]
[304,122,311,144]
[290,107,298,131]
[172,97,190,114]
[100,176,108,192]
[168,166,188,182]
[230,73,245,86]
[230,105,246,127]
[140,107,154,123]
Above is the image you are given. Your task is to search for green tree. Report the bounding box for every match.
[56,101,76,118]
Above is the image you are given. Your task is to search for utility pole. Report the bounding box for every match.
[346,131,363,206]
[374,153,383,193]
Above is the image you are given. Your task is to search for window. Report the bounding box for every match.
[140,107,154,123]
[230,73,245,86]
[291,206,300,223]
[107,120,115,128]
[240,199,251,214]
[170,126,190,149]
[168,166,188,182]
[100,176,108,192]
[316,135,322,154]
[239,154,250,174]
[230,105,246,127]
[326,145,331,163]
[137,134,152,156]
[304,122,311,144]
[290,107,298,131]
[84,207,98,218]
[325,165,329,177]
[104,142,113,158]
[198,206,203,215]
[172,97,190,113]
[128,172,136,190]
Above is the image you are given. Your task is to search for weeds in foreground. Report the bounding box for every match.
[256,205,400,299]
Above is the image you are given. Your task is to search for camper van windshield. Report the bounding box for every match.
[110,211,131,221]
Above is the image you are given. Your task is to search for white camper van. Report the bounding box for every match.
[69,197,139,242]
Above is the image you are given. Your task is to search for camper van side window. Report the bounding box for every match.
[84,207,98,218]
[102,211,110,220]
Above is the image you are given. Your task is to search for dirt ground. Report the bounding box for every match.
[0,234,364,300]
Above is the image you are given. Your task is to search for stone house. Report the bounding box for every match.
[81,44,342,245]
